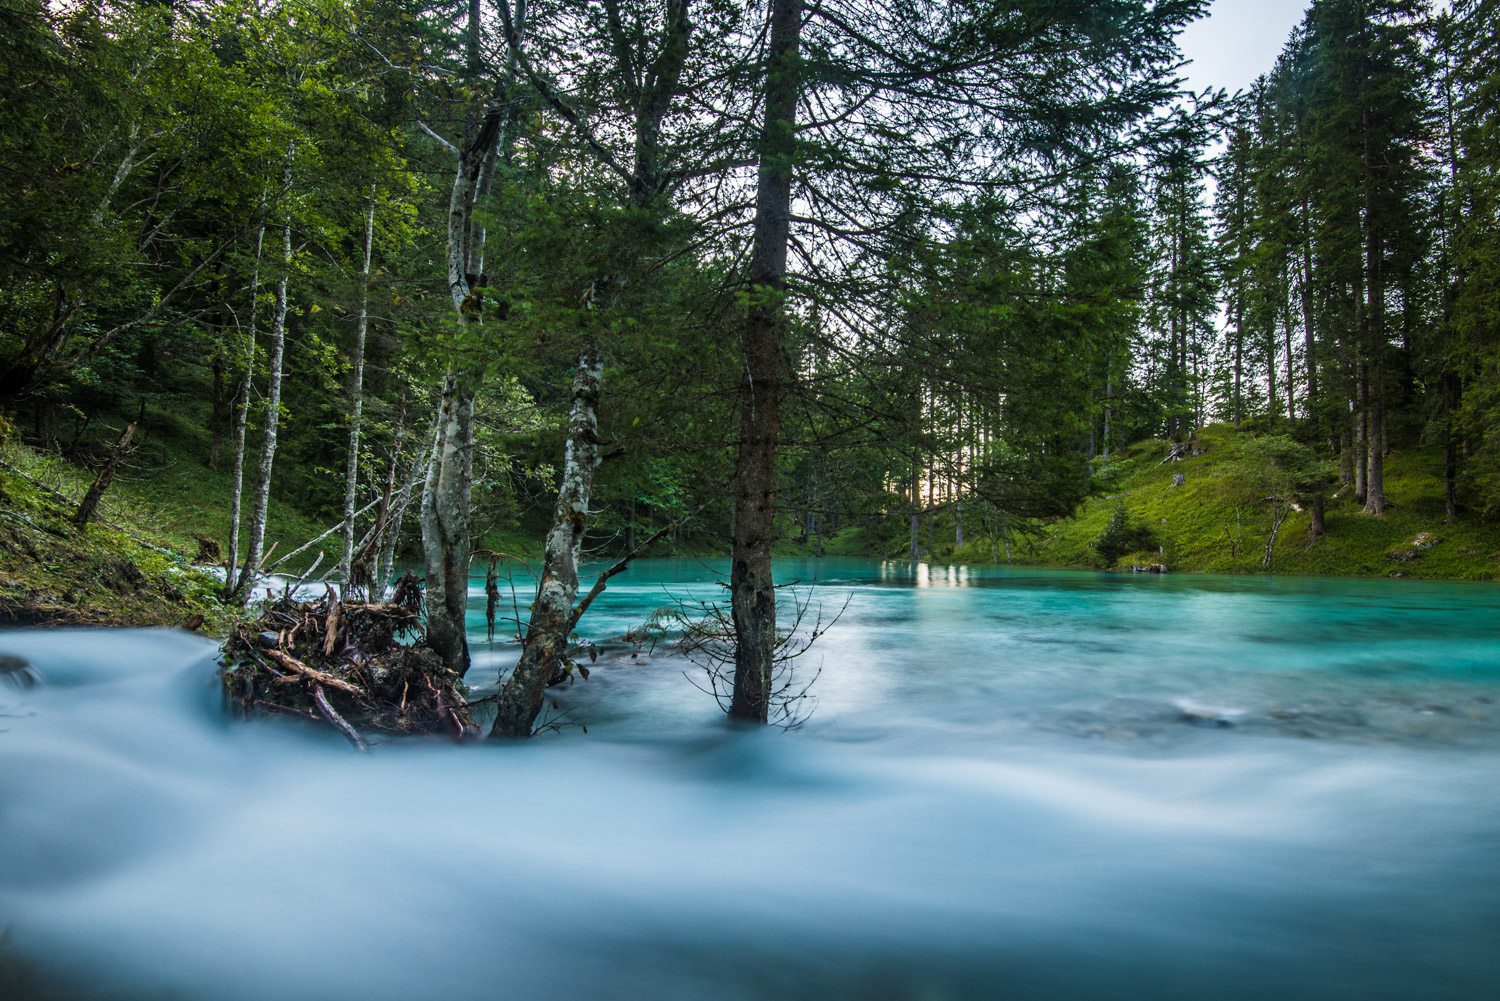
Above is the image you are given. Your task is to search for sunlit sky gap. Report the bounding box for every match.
[1178,0,1311,96]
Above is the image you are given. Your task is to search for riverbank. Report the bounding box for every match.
[5,420,1497,632]
[876,425,1500,581]
[0,432,533,630]
[0,438,232,628]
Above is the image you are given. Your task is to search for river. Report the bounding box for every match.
[2,559,1498,1000]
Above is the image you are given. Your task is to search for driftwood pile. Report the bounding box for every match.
[220,574,473,749]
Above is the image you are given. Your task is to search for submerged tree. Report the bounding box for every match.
[723,0,1208,721]
[487,0,712,736]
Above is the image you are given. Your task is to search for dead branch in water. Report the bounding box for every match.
[313,684,369,752]
[220,573,474,745]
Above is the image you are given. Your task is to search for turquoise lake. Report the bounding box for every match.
[2,560,1498,999]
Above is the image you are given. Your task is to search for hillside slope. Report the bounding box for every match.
[0,430,325,628]
[1016,425,1500,580]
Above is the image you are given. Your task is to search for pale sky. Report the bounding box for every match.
[1177,0,1311,96]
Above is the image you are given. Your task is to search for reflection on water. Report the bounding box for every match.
[2,560,1499,1001]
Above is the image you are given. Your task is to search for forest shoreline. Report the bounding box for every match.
[4,423,1495,636]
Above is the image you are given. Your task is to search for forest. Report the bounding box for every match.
[6,4,1500,1000]
[2,0,1500,734]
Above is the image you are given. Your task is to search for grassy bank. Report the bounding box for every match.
[1,441,226,628]
[0,428,332,628]
[974,424,1500,580]
[0,420,547,629]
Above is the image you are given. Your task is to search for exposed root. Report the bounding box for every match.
[219,574,474,744]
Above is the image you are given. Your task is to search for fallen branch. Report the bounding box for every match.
[263,648,363,695]
[266,476,422,574]
[73,422,136,530]
[314,684,369,752]
[322,594,342,656]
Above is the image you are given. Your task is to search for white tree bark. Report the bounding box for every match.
[486,1,690,735]
[240,152,294,590]
[223,219,264,597]
[421,127,489,669]
[419,3,528,670]
[340,190,377,591]
[420,373,474,672]
[375,415,423,597]
[492,343,602,737]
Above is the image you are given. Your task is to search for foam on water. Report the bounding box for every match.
[2,561,1499,1000]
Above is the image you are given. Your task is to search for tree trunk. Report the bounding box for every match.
[1263,503,1289,570]
[421,372,474,673]
[1282,299,1297,422]
[1232,296,1244,428]
[1298,157,1319,410]
[376,408,425,598]
[488,0,690,731]
[1439,46,1461,525]
[1353,367,1368,505]
[1444,373,1459,522]
[492,345,602,738]
[239,154,294,593]
[1102,366,1112,458]
[465,138,499,285]
[74,422,135,530]
[1266,322,1279,428]
[351,402,405,595]
[420,34,509,670]
[1168,231,1180,439]
[1363,402,1387,515]
[1361,316,1387,518]
[1338,421,1354,488]
[340,191,376,590]
[729,0,801,725]
[224,221,264,597]
[1360,92,1387,516]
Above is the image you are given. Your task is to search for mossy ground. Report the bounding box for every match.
[815,423,1500,581]
[998,425,1499,579]
[0,432,327,630]
[0,396,550,630]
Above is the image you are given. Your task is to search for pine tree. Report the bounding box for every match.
[1300,0,1432,515]
[1446,0,1500,513]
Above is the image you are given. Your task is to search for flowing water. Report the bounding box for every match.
[2,559,1499,1000]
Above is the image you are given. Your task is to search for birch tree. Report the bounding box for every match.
[340,190,377,591]
[416,0,529,673]
[239,150,297,590]
[491,0,700,737]
[223,218,265,599]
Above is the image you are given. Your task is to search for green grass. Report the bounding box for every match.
[0,428,334,629]
[2,436,325,565]
[1017,424,1500,580]
[0,443,229,629]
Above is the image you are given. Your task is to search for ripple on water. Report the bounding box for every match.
[2,563,1499,1001]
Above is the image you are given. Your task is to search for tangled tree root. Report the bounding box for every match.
[220,575,473,748]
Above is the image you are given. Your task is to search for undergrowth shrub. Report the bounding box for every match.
[1094,501,1158,565]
